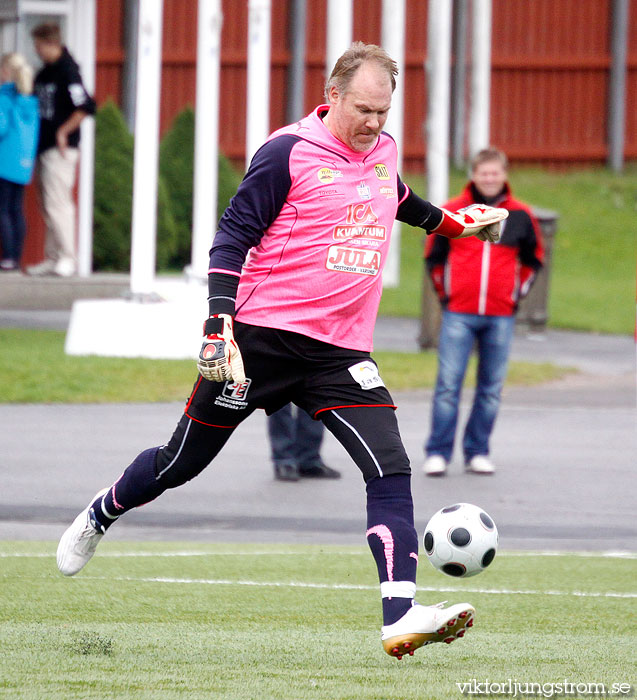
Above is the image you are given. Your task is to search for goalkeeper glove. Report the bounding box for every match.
[197,314,246,383]
[435,204,509,242]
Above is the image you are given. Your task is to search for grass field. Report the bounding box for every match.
[0,328,572,403]
[1,541,635,699]
[1,169,632,697]
[380,167,637,335]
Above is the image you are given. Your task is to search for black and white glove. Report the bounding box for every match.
[436,204,509,242]
[197,314,245,383]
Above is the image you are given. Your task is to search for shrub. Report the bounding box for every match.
[93,102,243,272]
[92,100,134,270]
[217,150,243,221]
[92,101,178,271]
[159,107,195,268]
[159,106,243,269]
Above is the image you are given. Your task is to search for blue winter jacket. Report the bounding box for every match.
[0,82,39,185]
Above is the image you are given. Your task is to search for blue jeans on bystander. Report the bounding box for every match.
[425,310,516,463]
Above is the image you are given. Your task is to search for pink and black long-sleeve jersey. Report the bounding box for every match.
[208,105,444,351]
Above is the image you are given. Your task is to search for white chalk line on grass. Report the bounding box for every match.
[1,549,636,559]
[77,575,637,599]
[8,551,289,557]
[500,550,637,559]
[3,550,634,598]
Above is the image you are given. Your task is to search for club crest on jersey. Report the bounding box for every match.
[357,182,371,200]
[214,378,252,410]
[374,163,390,180]
[326,245,381,275]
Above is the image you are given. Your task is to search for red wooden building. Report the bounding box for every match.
[97,0,637,168]
[13,0,637,265]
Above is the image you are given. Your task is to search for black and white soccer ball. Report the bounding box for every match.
[423,503,498,578]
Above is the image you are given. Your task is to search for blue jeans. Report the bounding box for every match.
[0,178,26,263]
[268,403,325,466]
[426,311,516,462]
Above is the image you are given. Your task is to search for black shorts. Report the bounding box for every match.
[185,322,397,428]
[155,323,410,486]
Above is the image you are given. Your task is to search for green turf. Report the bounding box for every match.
[0,328,574,403]
[1,541,635,699]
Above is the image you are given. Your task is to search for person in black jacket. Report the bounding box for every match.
[26,22,95,277]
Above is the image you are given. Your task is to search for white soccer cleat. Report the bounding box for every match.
[423,455,447,477]
[465,455,496,474]
[381,602,475,659]
[57,489,108,576]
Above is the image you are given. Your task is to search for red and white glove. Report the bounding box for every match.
[197,314,245,383]
[436,204,509,242]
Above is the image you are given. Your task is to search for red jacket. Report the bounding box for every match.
[425,182,544,316]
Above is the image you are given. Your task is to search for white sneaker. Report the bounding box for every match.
[423,455,447,477]
[53,257,76,277]
[465,455,496,474]
[25,259,56,276]
[381,602,475,658]
[57,489,108,576]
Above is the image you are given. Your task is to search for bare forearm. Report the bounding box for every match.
[58,110,88,139]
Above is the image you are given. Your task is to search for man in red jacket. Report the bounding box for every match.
[423,147,544,476]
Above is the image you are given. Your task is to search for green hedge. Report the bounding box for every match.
[93,101,242,272]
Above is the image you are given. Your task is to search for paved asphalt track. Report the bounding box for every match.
[1,312,635,552]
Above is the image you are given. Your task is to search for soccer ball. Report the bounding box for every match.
[423,503,498,578]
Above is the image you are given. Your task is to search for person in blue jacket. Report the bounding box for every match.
[0,53,39,271]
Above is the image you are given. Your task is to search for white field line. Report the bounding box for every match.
[3,550,634,598]
[1,549,636,559]
[0,550,301,558]
[77,575,637,599]
[499,550,637,559]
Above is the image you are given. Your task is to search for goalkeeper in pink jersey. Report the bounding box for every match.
[57,42,507,659]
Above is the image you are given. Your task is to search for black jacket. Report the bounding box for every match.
[34,47,96,154]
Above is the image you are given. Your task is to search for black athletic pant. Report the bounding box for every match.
[154,403,408,492]
[97,324,419,625]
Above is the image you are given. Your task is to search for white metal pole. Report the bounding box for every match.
[452,0,468,168]
[286,0,307,123]
[469,0,492,158]
[326,0,352,78]
[608,0,629,172]
[122,0,140,132]
[130,0,163,297]
[382,0,405,167]
[71,0,96,278]
[190,0,223,282]
[381,0,406,288]
[426,0,452,206]
[246,0,271,168]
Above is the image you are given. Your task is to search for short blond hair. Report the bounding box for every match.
[325,41,398,100]
[1,52,34,95]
